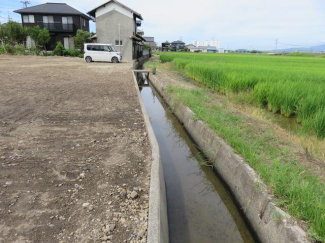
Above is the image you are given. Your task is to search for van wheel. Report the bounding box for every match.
[112,57,119,63]
[85,56,92,63]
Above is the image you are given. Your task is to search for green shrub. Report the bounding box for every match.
[0,45,5,55]
[43,51,53,56]
[13,45,25,55]
[152,67,157,75]
[69,49,81,57]
[4,43,13,54]
[74,29,91,50]
[53,42,65,56]
[28,47,38,55]
[62,49,81,57]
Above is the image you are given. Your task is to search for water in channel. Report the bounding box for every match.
[138,77,257,243]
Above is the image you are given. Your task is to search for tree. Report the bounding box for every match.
[0,23,7,45]
[5,21,26,44]
[25,26,50,51]
[53,42,65,56]
[26,26,41,47]
[74,29,91,50]
[143,44,152,51]
[38,28,50,50]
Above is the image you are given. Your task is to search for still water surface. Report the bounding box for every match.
[139,79,257,243]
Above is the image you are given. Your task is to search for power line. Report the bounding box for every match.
[0,3,19,8]
[277,42,300,47]
[275,39,278,52]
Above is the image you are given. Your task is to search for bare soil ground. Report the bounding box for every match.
[0,56,151,243]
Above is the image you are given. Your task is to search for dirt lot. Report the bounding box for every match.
[0,56,151,243]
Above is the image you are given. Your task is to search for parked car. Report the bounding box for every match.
[84,43,122,63]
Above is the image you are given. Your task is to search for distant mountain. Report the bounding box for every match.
[275,44,325,52]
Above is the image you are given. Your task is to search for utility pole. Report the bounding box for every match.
[21,1,31,8]
[118,24,121,52]
[275,39,278,52]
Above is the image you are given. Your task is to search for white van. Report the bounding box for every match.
[84,43,122,63]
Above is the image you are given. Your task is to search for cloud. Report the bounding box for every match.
[15,0,325,49]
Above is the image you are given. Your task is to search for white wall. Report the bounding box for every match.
[96,2,133,19]
[189,48,207,53]
[194,40,220,48]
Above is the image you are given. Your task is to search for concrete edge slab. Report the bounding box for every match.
[131,71,169,243]
[149,73,309,243]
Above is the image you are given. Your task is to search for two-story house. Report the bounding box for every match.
[14,3,91,50]
[87,0,145,61]
[143,37,157,48]
[171,40,185,51]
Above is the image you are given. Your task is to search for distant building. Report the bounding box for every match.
[143,37,157,48]
[217,48,225,53]
[235,49,249,53]
[162,41,170,51]
[87,0,145,61]
[188,45,218,53]
[194,40,220,48]
[171,40,185,50]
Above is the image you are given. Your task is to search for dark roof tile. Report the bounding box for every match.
[14,3,91,20]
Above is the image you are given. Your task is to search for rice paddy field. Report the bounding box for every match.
[159,53,325,139]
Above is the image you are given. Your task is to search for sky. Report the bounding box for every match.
[1,0,325,50]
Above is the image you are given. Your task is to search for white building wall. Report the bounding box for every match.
[96,2,133,19]
[194,40,220,48]
[95,2,138,61]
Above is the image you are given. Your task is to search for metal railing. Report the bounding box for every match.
[40,23,74,32]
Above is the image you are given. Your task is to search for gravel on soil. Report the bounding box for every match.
[0,56,151,243]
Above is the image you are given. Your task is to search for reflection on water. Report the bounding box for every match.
[139,77,258,243]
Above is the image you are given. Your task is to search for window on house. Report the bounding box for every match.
[83,18,86,27]
[62,16,73,30]
[23,15,35,23]
[115,40,123,46]
[43,16,54,23]
[62,16,73,24]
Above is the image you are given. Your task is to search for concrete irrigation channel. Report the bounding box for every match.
[133,67,310,243]
[133,72,258,243]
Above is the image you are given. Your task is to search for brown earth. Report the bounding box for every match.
[0,56,151,243]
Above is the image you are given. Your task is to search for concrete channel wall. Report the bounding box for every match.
[149,74,309,243]
[131,71,169,243]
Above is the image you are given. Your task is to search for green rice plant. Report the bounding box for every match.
[253,82,270,107]
[160,52,325,138]
[173,58,191,70]
[160,53,175,63]
[314,109,325,139]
